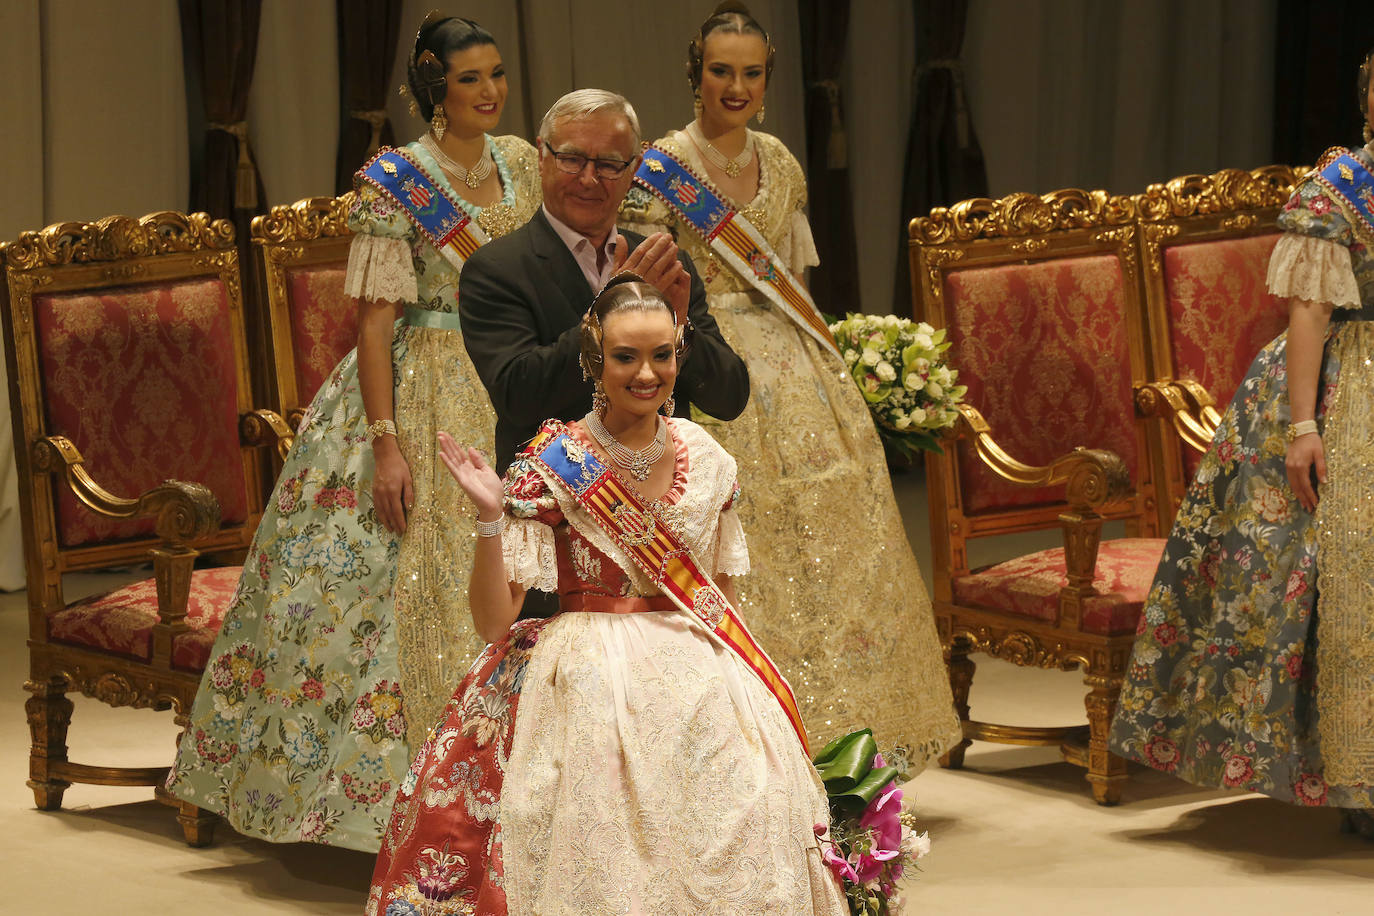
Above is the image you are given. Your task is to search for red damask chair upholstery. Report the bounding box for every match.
[253,194,357,429]
[1,212,292,845]
[1132,166,1300,525]
[909,189,1169,804]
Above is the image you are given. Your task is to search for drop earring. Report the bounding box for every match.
[756,103,765,125]
[661,393,676,416]
[431,103,448,141]
[593,380,609,417]
[693,90,703,118]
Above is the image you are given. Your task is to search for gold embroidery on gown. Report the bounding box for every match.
[621,130,960,765]
[391,134,542,751]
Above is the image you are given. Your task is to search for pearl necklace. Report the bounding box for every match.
[686,120,753,179]
[421,133,494,189]
[584,411,667,482]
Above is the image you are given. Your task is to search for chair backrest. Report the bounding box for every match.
[1134,166,1299,518]
[253,194,357,427]
[2,211,267,593]
[909,189,1158,595]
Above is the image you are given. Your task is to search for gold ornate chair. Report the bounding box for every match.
[909,189,1169,804]
[252,194,357,429]
[1,212,292,845]
[1132,165,1300,525]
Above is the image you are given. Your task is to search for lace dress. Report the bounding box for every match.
[165,136,541,851]
[1108,143,1374,807]
[620,129,960,765]
[367,418,847,916]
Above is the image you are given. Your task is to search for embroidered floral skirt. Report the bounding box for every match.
[699,290,960,767]
[368,609,847,916]
[166,324,493,852]
[1108,323,1374,807]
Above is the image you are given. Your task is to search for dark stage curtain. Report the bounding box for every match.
[179,0,270,407]
[1272,1,1374,167]
[893,0,988,317]
[798,0,859,314]
[335,0,403,194]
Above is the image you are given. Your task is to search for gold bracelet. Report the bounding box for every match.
[1286,419,1318,443]
[366,418,397,443]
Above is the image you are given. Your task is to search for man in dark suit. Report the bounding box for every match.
[459,88,750,472]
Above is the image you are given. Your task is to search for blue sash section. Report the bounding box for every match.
[536,432,604,495]
[635,149,732,240]
[1317,154,1374,236]
[359,148,468,249]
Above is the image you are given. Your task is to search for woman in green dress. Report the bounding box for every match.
[165,14,540,852]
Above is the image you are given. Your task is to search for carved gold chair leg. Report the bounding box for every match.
[939,636,976,769]
[24,676,74,811]
[1081,662,1127,805]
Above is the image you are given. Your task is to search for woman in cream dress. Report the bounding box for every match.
[620,3,958,764]
[165,16,540,851]
[367,278,846,916]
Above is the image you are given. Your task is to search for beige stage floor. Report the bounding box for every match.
[2,472,1370,914]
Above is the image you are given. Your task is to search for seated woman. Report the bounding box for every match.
[366,276,846,915]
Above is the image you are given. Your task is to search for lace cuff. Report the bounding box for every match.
[714,507,750,577]
[502,516,558,593]
[343,234,418,303]
[778,209,820,274]
[1266,233,1360,308]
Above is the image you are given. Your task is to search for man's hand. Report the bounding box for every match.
[617,232,690,325]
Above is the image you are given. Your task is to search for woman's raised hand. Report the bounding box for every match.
[438,431,504,517]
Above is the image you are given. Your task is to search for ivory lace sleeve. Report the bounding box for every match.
[343,234,418,303]
[1265,233,1360,308]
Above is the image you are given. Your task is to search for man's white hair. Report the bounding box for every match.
[537,89,641,146]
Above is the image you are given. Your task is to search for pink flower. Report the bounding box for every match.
[860,782,904,852]
[822,846,860,884]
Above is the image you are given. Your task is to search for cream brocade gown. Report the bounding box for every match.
[166,136,540,852]
[621,130,960,765]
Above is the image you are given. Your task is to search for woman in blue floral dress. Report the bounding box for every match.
[1109,50,1374,834]
[165,16,541,852]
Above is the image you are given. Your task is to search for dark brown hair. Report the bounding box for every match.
[686,1,775,93]
[407,15,498,121]
[579,274,687,381]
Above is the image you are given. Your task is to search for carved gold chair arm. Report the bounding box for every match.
[953,403,1133,512]
[30,436,221,542]
[952,403,1133,629]
[1134,379,1220,454]
[240,408,295,461]
[30,435,222,642]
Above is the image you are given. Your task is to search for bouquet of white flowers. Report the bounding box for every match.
[828,313,966,458]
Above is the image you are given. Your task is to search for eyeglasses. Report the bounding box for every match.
[549,151,633,180]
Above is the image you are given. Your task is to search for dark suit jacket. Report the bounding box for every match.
[460,208,750,471]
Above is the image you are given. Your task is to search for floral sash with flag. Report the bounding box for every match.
[528,421,811,754]
[633,145,840,361]
[358,146,490,271]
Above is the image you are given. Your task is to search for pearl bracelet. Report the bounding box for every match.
[1286,419,1319,443]
[475,514,505,537]
[366,418,397,443]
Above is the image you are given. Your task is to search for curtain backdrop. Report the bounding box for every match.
[335,0,403,193]
[891,0,988,320]
[1271,0,1374,166]
[798,0,859,316]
